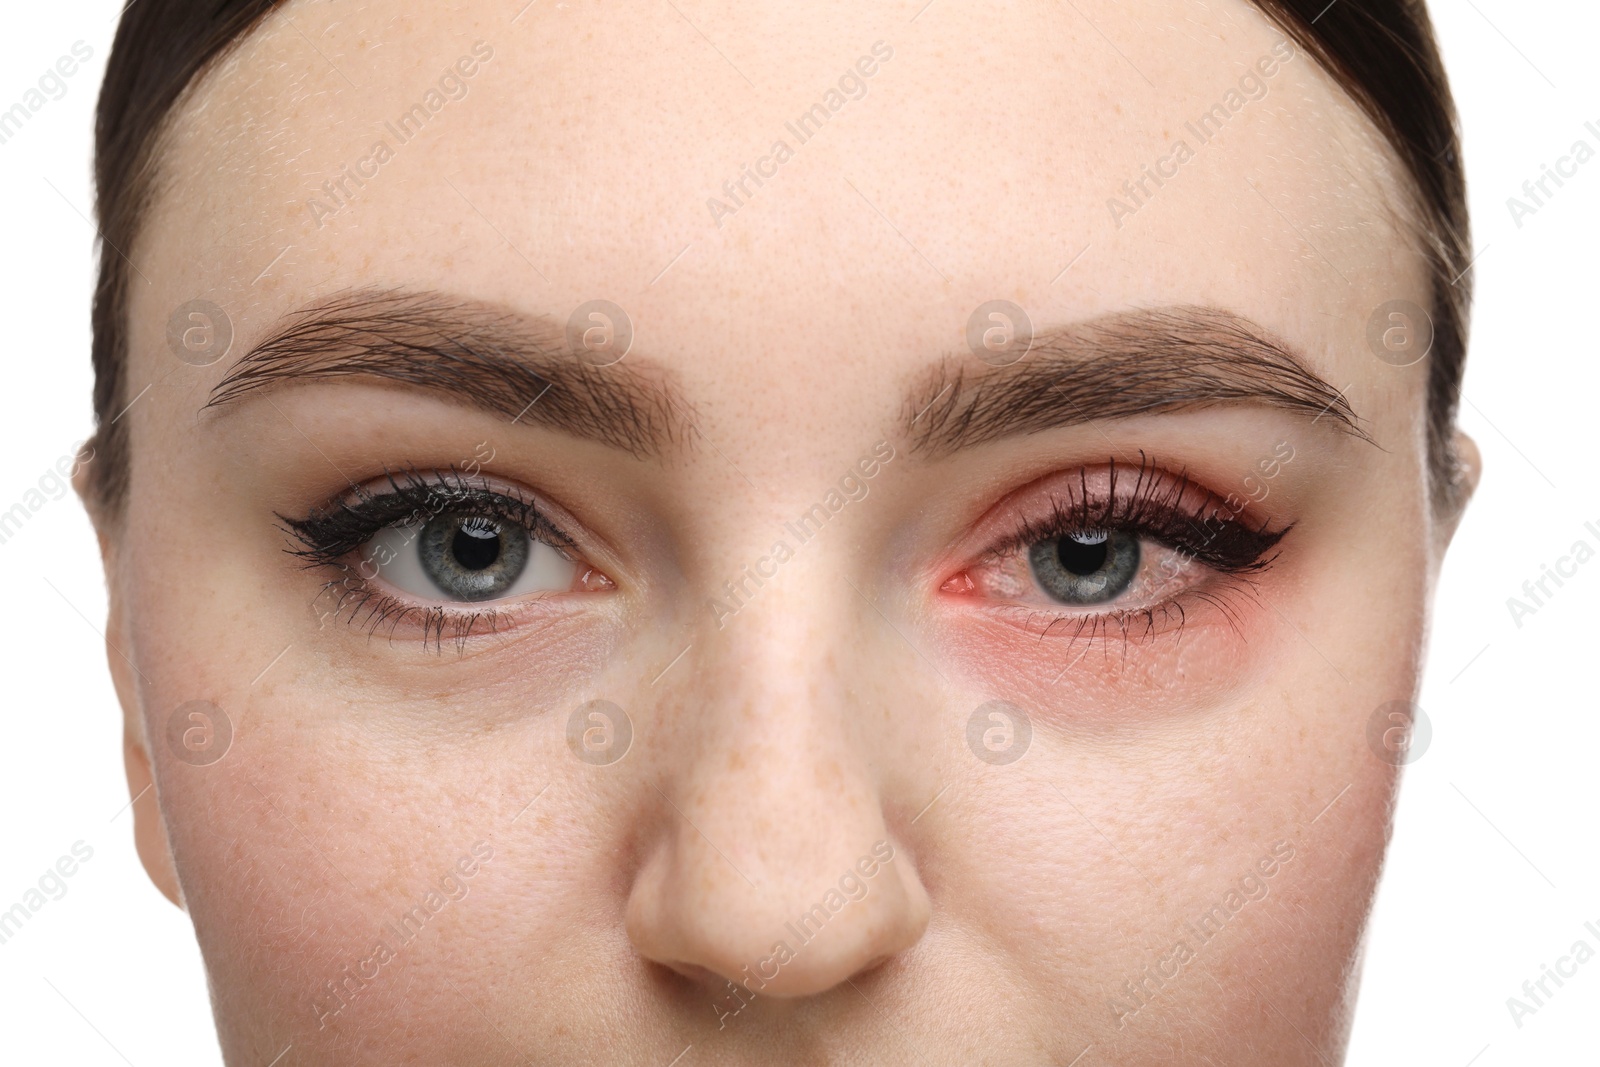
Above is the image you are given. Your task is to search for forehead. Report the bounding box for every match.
[133,0,1423,431]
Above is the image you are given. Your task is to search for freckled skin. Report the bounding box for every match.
[86,0,1475,1063]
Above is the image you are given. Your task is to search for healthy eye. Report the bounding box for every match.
[362,511,578,602]
[1027,529,1141,605]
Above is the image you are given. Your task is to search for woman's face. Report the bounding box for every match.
[97,0,1469,1062]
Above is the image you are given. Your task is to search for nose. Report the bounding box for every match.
[625,592,931,1002]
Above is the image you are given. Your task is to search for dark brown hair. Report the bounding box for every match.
[86,0,1470,514]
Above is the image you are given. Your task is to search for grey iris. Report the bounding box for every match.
[1027,530,1141,604]
[417,514,529,601]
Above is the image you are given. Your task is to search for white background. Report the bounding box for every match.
[0,2,1594,1064]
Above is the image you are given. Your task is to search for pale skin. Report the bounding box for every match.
[79,0,1479,1063]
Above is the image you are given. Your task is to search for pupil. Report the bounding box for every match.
[1057,536,1109,575]
[451,520,501,571]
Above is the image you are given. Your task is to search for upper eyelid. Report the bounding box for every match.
[346,471,556,522]
[965,470,1288,582]
[280,470,577,565]
[979,484,1227,554]
[368,485,576,549]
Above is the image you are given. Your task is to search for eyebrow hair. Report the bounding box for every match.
[903,305,1369,455]
[206,288,687,457]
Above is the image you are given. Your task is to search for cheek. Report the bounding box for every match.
[932,695,1401,1048]
[151,730,450,982]
[146,688,623,1055]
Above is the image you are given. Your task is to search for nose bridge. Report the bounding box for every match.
[684,570,890,852]
[674,589,886,890]
[626,573,931,998]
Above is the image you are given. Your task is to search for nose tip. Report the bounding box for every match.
[624,584,935,1008]
[626,831,930,1001]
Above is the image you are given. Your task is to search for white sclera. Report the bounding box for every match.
[361,523,578,602]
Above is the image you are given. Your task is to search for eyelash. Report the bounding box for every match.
[280,467,577,650]
[282,457,1287,652]
[965,454,1290,644]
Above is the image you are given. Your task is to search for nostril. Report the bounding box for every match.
[857,953,891,976]
[653,942,905,1004]
[664,953,891,992]
[659,960,725,989]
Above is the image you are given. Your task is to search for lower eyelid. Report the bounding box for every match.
[974,576,1258,645]
[307,563,593,651]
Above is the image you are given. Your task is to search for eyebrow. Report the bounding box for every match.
[205,288,687,457]
[903,305,1369,454]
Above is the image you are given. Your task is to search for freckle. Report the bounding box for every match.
[728,749,745,771]
[815,759,844,789]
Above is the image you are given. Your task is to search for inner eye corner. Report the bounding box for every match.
[939,569,977,595]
